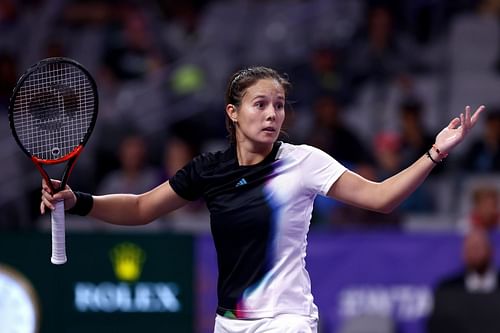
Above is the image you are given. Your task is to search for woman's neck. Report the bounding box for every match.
[235,141,274,166]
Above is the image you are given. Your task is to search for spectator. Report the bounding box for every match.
[305,95,373,168]
[161,135,195,181]
[372,131,402,179]
[289,46,352,107]
[458,186,500,232]
[159,135,209,233]
[428,227,500,333]
[97,132,159,195]
[101,4,165,81]
[346,5,416,89]
[373,131,435,213]
[398,98,435,169]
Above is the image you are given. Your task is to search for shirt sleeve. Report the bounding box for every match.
[169,156,204,201]
[299,145,347,196]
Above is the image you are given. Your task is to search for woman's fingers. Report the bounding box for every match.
[448,105,485,131]
[40,201,45,215]
[41,191,55,212]
[41,179,51,194]
[41,178,63,193]
[40,184,75,215]
[470,105,486,126]
[40,184,61,213]
[437,105,486,154]
[447,117,460,129]
[464,106,472,130]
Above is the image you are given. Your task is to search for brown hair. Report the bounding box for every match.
[224,66,291,143]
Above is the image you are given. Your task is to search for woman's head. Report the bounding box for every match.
[224,67,291,145]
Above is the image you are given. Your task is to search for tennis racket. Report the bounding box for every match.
[8,57,98,265]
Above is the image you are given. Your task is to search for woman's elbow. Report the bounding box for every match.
[378,204,396,214]
[134,195,157,225]
[372,200,398,214]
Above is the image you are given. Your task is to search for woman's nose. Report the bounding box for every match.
[266,107,277,120]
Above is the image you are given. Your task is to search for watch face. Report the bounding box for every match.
[0,264,39,333]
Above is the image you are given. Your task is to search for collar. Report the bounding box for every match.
[465,268,498,293]
[227,141,282,168]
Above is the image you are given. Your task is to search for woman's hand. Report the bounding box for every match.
[40,179,77,214]
[434,105,486,155]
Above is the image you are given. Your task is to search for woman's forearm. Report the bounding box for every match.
[329,147,442,213]
[90,194,148,225]
[375,152,437,213]
[89,182,188,225]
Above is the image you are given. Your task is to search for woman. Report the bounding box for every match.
[41,67,485,332]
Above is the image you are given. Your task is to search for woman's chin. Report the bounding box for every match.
[238,132,279,146]
[260,131,279,142]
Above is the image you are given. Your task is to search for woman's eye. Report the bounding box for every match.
[276,103,284,110]
[255,102,265,109]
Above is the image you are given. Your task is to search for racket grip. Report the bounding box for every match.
[51,200,67,265]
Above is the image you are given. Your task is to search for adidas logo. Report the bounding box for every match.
[235,178,248,187]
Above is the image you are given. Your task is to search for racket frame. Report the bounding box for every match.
[8,57,98,264]
[8,57,98,193]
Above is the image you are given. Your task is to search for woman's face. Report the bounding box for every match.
[227,78,285,147]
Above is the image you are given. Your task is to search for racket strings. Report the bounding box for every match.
[12,62,96,160]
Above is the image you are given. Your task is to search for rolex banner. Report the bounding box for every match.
[0,232,194,333]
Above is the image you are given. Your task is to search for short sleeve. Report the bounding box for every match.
[169,157,204,201]
[299,145,347,196]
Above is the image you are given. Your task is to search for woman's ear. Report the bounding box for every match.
[226,104,238,123]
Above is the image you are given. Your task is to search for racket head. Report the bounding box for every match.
[8,57,98,166]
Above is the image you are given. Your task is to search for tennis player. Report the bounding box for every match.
[41,67,485,332]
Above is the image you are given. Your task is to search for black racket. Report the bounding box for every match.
[8,57,98,264]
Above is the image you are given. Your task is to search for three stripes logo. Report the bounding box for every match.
[235,178,248,187]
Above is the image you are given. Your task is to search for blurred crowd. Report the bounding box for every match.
[1,0,500,233]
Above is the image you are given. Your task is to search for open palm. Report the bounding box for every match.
[434,105,486,154]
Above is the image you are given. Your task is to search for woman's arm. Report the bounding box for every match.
[328,105,485,213]
[41,180,189,226]
[328,154,435,213]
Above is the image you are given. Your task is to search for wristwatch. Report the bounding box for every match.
[0,264,39,333]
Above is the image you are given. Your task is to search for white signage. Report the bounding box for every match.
[338,285,433,321]
[74,282,181,313]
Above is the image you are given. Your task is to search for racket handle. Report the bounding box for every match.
[51,200,67,265]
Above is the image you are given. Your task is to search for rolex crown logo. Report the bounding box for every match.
[109,243,146,282]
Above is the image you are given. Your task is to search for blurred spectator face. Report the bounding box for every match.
[163,137,193,177]
[374,132,401,173]
[45,40,65,58]
[0,0,17,24]
[124,11,151,50]
[473,188,499,229]
[400,103,427,147]
[484,113,500,146]
[400,100,423,130]
[369,7,393,49]
[401,110,419,134]
[462,228,493,274]
[119,135,147,173]
[314,96,339,127]
[311,48,337,73]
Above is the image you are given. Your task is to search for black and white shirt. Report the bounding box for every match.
[170,142,346,319]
